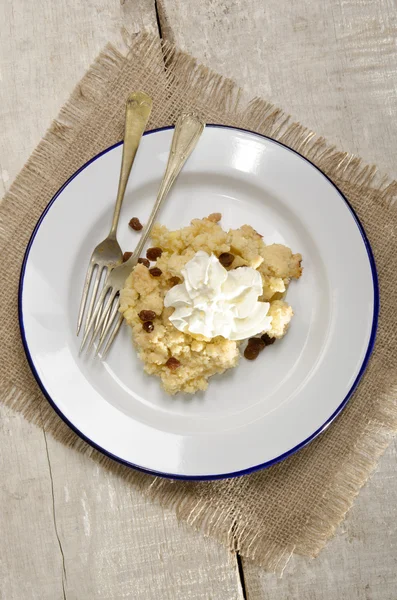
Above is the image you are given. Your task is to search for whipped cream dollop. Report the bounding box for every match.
[164,251,272,340]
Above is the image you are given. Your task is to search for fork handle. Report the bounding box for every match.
[129,114,205,261]
[109,91,152,237]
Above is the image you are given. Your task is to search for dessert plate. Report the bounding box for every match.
[19,125,378,479]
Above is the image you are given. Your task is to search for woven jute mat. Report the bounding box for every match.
[1,32,396,572]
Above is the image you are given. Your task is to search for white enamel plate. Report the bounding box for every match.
[19,126,378,479]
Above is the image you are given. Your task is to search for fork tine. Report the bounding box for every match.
[84,265,106,336]
[101,292,112,336]
[85,289,117,354]
[92,288,109,342]
[100,314,124,359]
[76,261,94,335]
[95,299,120,357]
[94,301,101,334]
[89,299,106,348]
[80,283,110,352]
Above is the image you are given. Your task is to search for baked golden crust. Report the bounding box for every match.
[120,216,302,394]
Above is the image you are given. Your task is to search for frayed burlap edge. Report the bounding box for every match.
[1,32,397,573]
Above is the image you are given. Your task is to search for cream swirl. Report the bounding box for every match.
[164,251,272,340]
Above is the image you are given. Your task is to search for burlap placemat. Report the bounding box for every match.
[1,32,396,573]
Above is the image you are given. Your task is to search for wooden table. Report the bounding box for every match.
[1,2,396,598]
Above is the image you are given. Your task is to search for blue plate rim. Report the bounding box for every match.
[18,123,379,480]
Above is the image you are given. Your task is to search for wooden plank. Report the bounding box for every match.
[243,439,397,600]
[45,433,241,600]
[3,0,396,596]
[0,405,65,600]
[159,0,397,595]
[158,0,397,180]
[0,0,157,190]
[0,405,241,599]
[0,1,241,598]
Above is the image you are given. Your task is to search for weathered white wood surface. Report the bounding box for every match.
[1,0,397,598]
[0,405,241,600]
[243,440,397,599]
[158,0,397,180]
[158,0,397,597]
[0,2,241,599]
[0,0,158,189]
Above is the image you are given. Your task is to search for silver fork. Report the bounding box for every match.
[76,91,152,337]
[80,113,205,357]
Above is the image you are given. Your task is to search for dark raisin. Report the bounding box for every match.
[139,310,156,322]
[165,357,181,370]
[149,267,162,277]
[169,276,181,286]
[122,251,133,262]
[138,257,150,268]
[129,217,143,231]
[247,337,266,350]
[244,337,266,360]
[218,252,235,268]
[261,333,276,346]
[146,247,163,261]
[143,321,154,332]
[244,345,260,360]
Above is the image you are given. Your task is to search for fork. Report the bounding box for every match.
[76,91,152,337]
[80,113,206,357]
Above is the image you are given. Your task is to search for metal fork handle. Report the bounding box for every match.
[109,91,152,238]
[125,113,205,267]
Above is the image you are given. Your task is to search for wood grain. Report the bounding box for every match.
[158,0,397,180]
[1,0,397,597]
[45,432,241,600]
[0,0,157,190]
[0,2,241,598]
[157,0,397,596]
[0,405,241,599]
[0,405,65,600]
[243,440,397,600]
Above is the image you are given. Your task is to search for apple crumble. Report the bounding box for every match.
[120,215,302,395]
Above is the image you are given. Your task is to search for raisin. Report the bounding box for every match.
[169,276,181,286]
[261,333,276,346]
[247,337,266,350]
[146,247,163,261]
[149,267,162,277]
[138,257,150,268]
[139,310,156,322]
[244,337,266,360]
[165,357,181,370]
[218,252,235,268]
[129,217,143,231]
[244,345,260,360]
[142,321,154,333]
[122,251,133,262]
